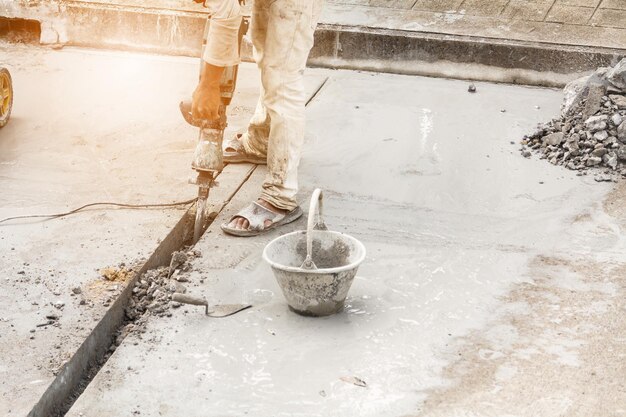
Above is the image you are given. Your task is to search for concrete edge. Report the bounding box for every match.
[2,1,625,86]
[308,25,626,87]
[27,205,196,417]
[26,163,258,417]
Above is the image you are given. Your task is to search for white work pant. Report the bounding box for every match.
[241,0,324,211]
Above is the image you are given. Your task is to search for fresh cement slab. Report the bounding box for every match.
[68,71,626,415]
[0,45,326,415]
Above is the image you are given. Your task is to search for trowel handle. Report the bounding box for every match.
[303,188,327,268]
[172,293,207,307]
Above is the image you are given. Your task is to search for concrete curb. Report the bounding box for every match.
[1,2,625,82]
[309,25,626,87]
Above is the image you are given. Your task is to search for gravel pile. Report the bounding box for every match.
[521,59,626,180]
[125,249,199,321]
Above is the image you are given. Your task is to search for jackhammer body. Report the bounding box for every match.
[181,16,249,243]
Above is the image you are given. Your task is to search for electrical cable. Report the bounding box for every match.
[0,198,197,225]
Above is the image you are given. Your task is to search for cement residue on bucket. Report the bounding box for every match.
[263,189,366,316]
[295,237,351,269]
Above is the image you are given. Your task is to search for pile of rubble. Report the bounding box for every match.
[125,249,199,321]
[521,59,626,180]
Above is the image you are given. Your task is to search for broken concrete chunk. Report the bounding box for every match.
[562,75,591,115]
[170,251,188,269]
[542,132,564,146]
[583,84,606,119]
[611,114,623,127]
[585,115,608,132]
[606,58,626,90]
[176,275,189,283]
[561,65,619,115]
[617,145,626,161]
[593,130,609,141]
[594,174,613,182]
[586,156,602,166]
[604,152,618,169]
[609,94,626,109]
[567,133,580,143]
[591,147,608,158]
[618,121,626,143]
[168,251,188,278]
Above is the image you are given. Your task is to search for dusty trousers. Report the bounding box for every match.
[240,0,324,211]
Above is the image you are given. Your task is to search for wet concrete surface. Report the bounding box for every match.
[67,71,626,415]
[0,44,325,415]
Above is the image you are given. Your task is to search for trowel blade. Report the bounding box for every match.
[207,304,252,318]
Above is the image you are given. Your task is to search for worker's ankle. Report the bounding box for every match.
[258,198,288,214]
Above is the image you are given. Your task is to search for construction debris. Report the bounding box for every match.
[100,266,134,282]
[125,250,200,322]
[520,58,626,180]
[340,376,368,387]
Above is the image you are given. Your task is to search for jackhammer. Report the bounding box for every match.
[180,16,249,243]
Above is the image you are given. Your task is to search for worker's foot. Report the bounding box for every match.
[229,199,284,230]
[221,199,302,237]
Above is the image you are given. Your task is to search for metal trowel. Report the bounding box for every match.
[172,293,251,318]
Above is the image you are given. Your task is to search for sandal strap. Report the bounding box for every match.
[224,134,245,153]
[231,202,286,231]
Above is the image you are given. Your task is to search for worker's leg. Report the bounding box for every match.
[257,0,324,211]
[224,0,323,234]
[240,85,270,158]
[238,0,271,158]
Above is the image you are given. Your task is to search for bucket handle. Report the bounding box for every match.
[301,188,327,270]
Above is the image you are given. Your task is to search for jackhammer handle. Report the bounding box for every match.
[180,101,227,129]
[201,106,227,130]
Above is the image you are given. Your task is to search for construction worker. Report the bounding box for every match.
[192,0,323,236]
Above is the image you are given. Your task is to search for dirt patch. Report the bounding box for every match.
[410,180,626,417]
[604,180,626,229]
[99,266,134,282]
[84,263,140,307]
[412,254,626,417]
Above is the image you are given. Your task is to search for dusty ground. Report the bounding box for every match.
[67,69,626,417]
[0,43,327,415]
[413,182,626,417]
[416,253,626,417]
[0,44,256,415]
[2,44,625,417]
